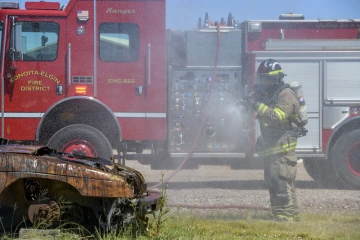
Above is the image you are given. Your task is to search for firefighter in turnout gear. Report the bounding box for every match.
[247,59,300,221]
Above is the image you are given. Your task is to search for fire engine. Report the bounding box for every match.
[0,0,360,189]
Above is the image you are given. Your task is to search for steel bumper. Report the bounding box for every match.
[139,190,162,214]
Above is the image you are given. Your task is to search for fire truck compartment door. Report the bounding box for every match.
[324,60,360,104]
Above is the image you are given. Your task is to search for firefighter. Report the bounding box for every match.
[247,59,300,221]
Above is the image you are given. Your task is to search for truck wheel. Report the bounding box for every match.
[331,130,360,189]
[303,158,336,185]
[47,124,113,160]
[100,198,146,234]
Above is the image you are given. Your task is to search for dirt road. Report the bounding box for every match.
[127,160,360,213]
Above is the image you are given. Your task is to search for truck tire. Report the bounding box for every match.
[47,124,113,160]
[331,130,360,189]
[303,158,337,186]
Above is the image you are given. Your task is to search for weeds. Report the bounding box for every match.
[13,173,360,239]
[96,172,171,239]
[10,203,17,235]
[2,196,360,239]
[0,204,28,239]
[146,172,170,238]
[92,172,170,239]
[0,199,91,240]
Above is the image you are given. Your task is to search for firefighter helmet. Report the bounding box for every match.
[257,59,286,82]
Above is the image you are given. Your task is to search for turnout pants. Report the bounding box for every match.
[263,152,299,217]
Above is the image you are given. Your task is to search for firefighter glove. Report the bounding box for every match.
[244,92,258,111]
[255,102,268,117]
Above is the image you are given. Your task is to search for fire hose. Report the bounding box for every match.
[166,203,270,211]
[146,22,272,212]
[149,23,221,190]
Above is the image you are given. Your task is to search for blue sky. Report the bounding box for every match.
[167,0,360,30]
[19,0,359,30]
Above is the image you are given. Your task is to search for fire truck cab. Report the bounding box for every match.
[0,0,166,163]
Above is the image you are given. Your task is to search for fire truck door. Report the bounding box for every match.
[95,21,146,110]
[2,17,66,141]
[67,2,148,140]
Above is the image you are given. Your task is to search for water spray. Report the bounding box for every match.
[149,22,222,190]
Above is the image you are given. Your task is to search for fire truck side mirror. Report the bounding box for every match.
[41,35,48,47]
[9,23,22,61]
[14,24,22,53]
[8,48,21,62]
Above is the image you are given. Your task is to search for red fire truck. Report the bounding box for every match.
[242,16,360,189]
[0,0,360,189]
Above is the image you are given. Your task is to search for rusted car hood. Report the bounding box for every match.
[0,145,147,198]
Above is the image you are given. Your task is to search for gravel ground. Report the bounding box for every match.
[126,160,360,214]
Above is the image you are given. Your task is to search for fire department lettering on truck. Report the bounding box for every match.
[21,82,50,92]
[9,70,60,92]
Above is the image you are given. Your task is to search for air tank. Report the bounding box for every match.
[290,81,308,127]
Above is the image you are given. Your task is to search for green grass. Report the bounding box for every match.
[2,210,360,239]
[141,210,360,240]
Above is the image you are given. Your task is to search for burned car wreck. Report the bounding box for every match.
[0,141,161,232]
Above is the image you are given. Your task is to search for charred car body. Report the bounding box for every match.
[0,141,161,232]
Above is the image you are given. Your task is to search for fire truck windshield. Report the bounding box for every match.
[10,21,59,61]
